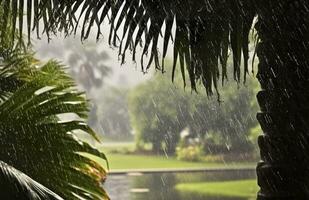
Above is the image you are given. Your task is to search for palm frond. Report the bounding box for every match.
[0,161,63,200]
[0,56,109,200]
[0,0,256,95]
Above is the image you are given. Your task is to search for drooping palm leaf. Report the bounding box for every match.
[0,54,109,200]
[0,161,63,200]
[0,0,256,95]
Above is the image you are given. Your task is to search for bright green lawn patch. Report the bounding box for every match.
[175,179,258,198]
[90,152,255,170]
[86,143,255,170]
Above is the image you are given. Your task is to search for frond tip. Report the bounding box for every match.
[0,161,63,200]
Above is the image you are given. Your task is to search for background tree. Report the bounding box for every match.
[191,80,259,154]
[36,37,111,92]
[98,87,132,140]
[36,37,112,130]
[129,69,259,155]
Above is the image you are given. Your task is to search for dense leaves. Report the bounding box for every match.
[0,0,256,95]
[129,68,259,154]
[0,161,63,200]
[0,3,110,199]
[0,52,109,199]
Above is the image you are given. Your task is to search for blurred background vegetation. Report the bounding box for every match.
[32,32,261,199]
[128,66,260,162]
[36,37,261,163]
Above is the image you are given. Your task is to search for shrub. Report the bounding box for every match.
[176,146,204,162]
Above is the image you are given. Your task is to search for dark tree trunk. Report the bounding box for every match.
[255,0,309,199]
[153,140,162,154]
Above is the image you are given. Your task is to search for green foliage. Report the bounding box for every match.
[0,4,111,199]
[0,4,112,199]
[249,125,262,144]
[0,52,109,199]
[176,134,204,162]
[0,0,256,95]
[248,125,262,159]
[128,72,191,154]
[129,67,259,155]
[0,1,263,199]
[176,146,204,162]
[97,87,132,140]
[0,160,63,199]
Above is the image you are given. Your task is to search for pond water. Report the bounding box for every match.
[105,170,256,200]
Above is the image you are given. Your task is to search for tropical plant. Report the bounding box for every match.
[0,160,63,199]
[36,36,112,133]
[0,6,109,199]
[0,52,109,199]
[1,0,308,199]
[0,6,64,199]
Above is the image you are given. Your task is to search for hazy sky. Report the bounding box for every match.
[32,18,174,89]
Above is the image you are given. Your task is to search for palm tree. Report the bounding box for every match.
[36,37,111,92]
[1,0,308,199]
[0,7,109,199]
[0,160,63,199]
[0,55,109,199]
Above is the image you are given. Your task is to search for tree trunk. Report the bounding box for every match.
[256,0,309,199]
[153,140,162,154]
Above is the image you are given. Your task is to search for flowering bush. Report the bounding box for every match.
[176,146,204,162]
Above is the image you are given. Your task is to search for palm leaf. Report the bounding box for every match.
[0,161,63,200]
[0,0,256,95]
[0,55,109,200]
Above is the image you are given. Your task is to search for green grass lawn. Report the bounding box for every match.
[90,152,255,170]
[87,142,256,170]
[175,179,258,198]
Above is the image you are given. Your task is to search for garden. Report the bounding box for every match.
[0,1,307,200]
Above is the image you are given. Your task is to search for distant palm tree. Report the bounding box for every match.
[36,37,111,92]
[1,0,309,199]
[36,37,112,131]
